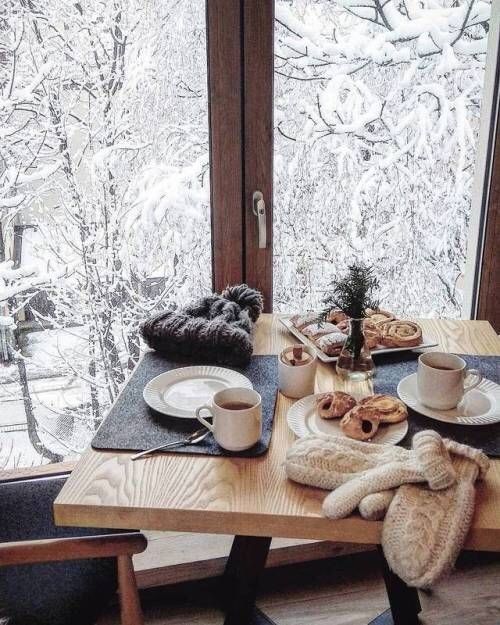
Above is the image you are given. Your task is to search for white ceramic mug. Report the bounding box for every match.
[417,352,483,410]
[278,344,317,399]
[195,387,262,451]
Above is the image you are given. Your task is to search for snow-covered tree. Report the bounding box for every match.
[0,0,210,464]
[274,0,490,316]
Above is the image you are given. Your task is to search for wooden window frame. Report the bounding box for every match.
[209,0,274,311]
[208,0,245,292]
[241,1,499,327]
[475,31,500,331]
[242,0,275,311]
[477,111,500,332]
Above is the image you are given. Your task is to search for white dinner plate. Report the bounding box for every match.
[143,366,253,418]
[397,373,500,425]
[280,317,438,363]
[286,393,408,445]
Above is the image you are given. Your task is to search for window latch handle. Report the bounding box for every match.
[252,191,267,249]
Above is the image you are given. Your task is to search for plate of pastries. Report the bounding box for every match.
[281,308,437,363]
[287,391,408,445]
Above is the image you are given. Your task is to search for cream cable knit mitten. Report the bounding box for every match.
[383,443,489,588]
[285,431,489,587]
[358,490,394,521]
[285,431,456,520]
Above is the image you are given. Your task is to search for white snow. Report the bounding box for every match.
[0,194,26,209]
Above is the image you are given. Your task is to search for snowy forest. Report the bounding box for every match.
[274,0,491,314]
[0,0,491,468]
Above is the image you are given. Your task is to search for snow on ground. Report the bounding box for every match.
[0,327,101,469]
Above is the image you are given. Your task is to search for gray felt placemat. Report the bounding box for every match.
[92,353,278,457]
[374,352,500,456]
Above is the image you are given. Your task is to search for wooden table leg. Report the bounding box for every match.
[377,546,421,625]
[221,535,277,625]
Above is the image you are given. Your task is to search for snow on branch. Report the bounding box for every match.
[276,0,490,81]
[0,261,53,303]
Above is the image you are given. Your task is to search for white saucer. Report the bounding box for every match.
[397,373,500,425]
[286,393,408,445]
[143,366,253,418]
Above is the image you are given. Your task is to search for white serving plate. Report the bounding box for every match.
[287,393,408,445]
[280,317,438,364]
[143,366,253,418]
[397,373,500,426]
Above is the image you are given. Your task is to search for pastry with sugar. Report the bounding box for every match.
[315,332,346,356]
[359,394,408,423]
[317,391,356,419]
[340,405,380,441]
[290,313,319,331]
[301,322,340,339]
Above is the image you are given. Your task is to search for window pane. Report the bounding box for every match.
[274,0,491,316]
[0,0,210,468]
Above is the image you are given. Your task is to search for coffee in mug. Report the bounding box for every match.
[219,401,253,410]
[417,352,482,410]
[195,387,262,451]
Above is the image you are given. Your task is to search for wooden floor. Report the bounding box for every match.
[98,550,500,625]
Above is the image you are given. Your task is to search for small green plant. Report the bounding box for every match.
[321,262,380,320]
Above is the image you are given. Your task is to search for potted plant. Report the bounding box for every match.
[321,262,379,380]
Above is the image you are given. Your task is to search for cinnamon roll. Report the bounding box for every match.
[363,322,381,349]
[379,320,422,348]
[366,308,395,326]
[336,319,350,334]
[326,309,348,325]
[337,318,380,349]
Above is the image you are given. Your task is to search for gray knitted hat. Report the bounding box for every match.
[140,284,264,366]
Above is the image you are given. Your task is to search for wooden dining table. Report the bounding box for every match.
[54,314,500,625]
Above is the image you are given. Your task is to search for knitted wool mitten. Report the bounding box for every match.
[358,490,394,521]
[285,432,489,588]
[382,439,489,588]
[285,431,456,519]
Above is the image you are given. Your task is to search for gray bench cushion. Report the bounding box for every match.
[0,475,124,625]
